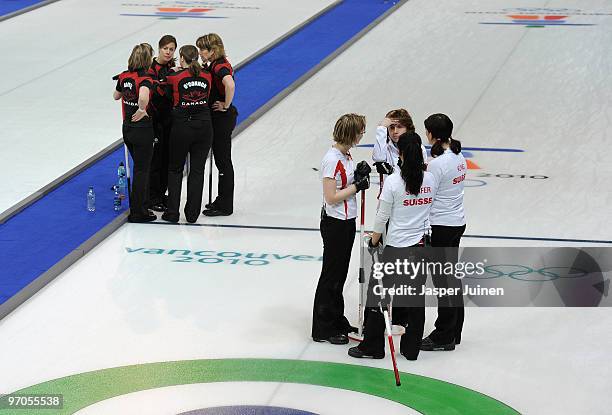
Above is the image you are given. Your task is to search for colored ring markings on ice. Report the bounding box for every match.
[6,359,519,415]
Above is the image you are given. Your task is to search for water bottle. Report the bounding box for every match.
[87,186,96,212]
[112,185,121,211]
[117,162,127,197]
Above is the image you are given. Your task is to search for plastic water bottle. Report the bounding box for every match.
[87,186,96,212]
[117,162,127,196]
[113,185,121,211]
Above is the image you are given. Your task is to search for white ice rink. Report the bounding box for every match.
[1,0,612,414]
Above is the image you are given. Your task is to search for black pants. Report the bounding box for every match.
[429,224,466,344]
[167,111,213,222]
[312,214,356,339]
[122,124,154,217]
[149,114,172,205]
[358,245,426,359]
[211,106,237,212]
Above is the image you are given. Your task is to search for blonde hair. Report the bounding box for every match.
[141,42,154,57]
[196,33,226,59]
[333,113,366,146]
[128,44,152,72]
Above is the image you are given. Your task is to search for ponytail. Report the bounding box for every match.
[397,132,425,196]
[430,137,461,157]
[449,137,461,154]
[187,60,202,77]
[424,113,461,156]
[179,45,202,77]
[430,140,444,158]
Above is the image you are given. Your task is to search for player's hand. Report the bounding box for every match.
[374,161,393,175]
[354,176,370,192]
[212,101,228,112]
[354,160,372,181]
[131,108,149,122]
[380,117,396,128]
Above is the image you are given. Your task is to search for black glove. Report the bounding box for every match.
[354,160,372,182]
[367,243,376,257]
[367,236,382,256]
[354,175,370,192]
[374,161,393,175]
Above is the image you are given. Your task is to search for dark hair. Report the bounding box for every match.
[399,130,422,146]
[424,113,461,155]
[157,35,177,66]
[430,141,445,158]
[397,132,425,196]
[180,45,202,77]
[158,34,177,49]
[385,108,415,132]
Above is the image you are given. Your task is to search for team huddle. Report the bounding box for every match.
[313,111,467,362]
[113,34,237,224]
[114,34,465,362]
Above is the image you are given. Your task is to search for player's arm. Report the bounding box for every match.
[322,177,358,205]
[221,74,235,109]
[131,86,150,122]
[371,199,391,246]
[113,79,122,100]
[372,125,389,162]
[212,74,235,112]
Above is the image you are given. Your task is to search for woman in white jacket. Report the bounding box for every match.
[350,132,436,361]
[421,113,467,352]
[372,109,427,179]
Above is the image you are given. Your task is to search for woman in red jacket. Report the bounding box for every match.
[148,34,177,212]
[161,45,213,224]
[113,43,156,223]
[196,33,237,216]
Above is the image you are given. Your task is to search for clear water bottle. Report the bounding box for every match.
[117,162,127,197]
[112,185,121,211]
[87,186,96,212]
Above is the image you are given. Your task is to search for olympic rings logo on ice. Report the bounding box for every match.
[465,265,590,282]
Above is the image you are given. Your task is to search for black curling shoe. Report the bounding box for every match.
[312,334,349,345]
[348,346,384,359]
[400,351,419,361]
[150,203,166,212]
[185,214,199,224]
[420,336,456,351]
[202,208,232,217]
[161,212,179,223]
[128,213,156,223]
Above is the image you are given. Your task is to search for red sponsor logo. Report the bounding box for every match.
[453,174,466,184]
[403,197,433,206]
